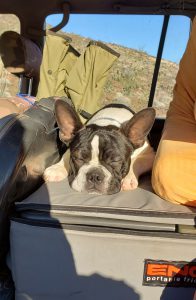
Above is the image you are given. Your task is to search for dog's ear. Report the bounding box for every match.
[121,108,156,148]
[55,99,83,142]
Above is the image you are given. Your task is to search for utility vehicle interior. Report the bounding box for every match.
[0,1,196,300]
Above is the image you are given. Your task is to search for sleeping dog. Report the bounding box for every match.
[44,99,156,194]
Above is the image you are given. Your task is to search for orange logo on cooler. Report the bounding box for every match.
[147,263,196,277]
[143,259,196,287]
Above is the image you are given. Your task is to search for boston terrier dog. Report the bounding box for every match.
[44,99,156,194]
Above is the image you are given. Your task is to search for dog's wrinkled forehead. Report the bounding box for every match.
[70,124,133,159]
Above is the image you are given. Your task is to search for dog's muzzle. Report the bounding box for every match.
[85,167,106,193]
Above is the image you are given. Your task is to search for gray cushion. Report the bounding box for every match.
[16,175,196,227]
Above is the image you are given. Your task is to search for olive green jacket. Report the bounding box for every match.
[37,33,119,122]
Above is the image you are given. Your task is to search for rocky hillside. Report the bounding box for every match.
[0,14,179,116]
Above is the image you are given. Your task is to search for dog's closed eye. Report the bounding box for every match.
[72,155,84,162]
[110,158,122,166]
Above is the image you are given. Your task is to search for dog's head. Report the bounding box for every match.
[55,100,155,194]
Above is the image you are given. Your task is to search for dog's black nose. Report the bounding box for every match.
[86,168,105,185]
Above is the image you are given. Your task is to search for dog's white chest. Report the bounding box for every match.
[87,107,133,127]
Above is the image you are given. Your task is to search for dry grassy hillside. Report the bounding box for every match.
[0,14,179,116]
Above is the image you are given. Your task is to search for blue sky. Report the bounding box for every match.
[46,14,190,63]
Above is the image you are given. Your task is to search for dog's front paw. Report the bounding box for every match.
[43,164,68,182]
[121,175,138,191]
